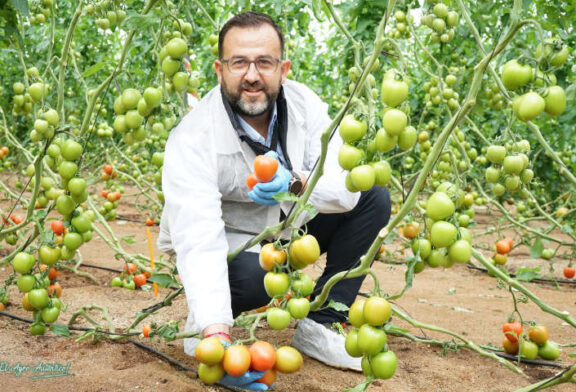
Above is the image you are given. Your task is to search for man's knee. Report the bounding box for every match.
[358,186,391,227]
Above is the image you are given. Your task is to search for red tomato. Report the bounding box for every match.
[123,263,137,275]
[145,218,155,226]
[246,172,259,190]
[564,266,575,279]
[10,214,23,225]
[133,273,147,288]
[142,324,152,337]
[223,345,251,377]
[48,267,59,281]
[254,155,278,183]
[103,164,114,175]
[502,321,523,343]
[51,220,65,235]
[249,341,276,371]
[101,189,110,198]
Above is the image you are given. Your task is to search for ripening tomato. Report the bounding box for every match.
[503,321,522,343]
[363,296,392,326]
[223,345,251,377]
[402,222,419,239]
[195,337,226,365]
[528,324,549,345]
[259,243,287,271]
[502,337,519,355]
[48,282,62,298]
[103,164,114,175]
[246,172,259,190]
[123,263,137,275]
[145,218,155,226]
[257,368,277,386]
[289,235,320,269]
[249,341,276,371]
[495,239,511,255]
[254,155,278,183]
[274,346,303,374]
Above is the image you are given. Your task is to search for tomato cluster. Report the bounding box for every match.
[388,10,413,40]
[492,237,513,266]
[110,262,150,290]
[420,0,459,44]
[85,0,127,31]
[485,140,533,199]
[28,0,54,25]
[195,338,302,386]
[159,24,200,96]
[502,321,560,361]
[345,296,397,380]
[259,236,319,330]
[98,164,125,221]
[11,250,63,335]
[411,184,472,271]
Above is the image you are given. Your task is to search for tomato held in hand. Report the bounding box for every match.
[198,363,225,384]
[257,368,277,386]
[254,155,278,183]
[503,321,522,343]
[195,337,225,365]
[222,345,251,377]
[249,341,276,371]
[246,172,259,190]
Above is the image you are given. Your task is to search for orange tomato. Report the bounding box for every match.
[402,222,419,239]
[103,164,114,175]
[223,345,251,377]
[101,189,110,198]
[254,155,278,183]
[495,239,511,254]
[249,341,276,371]
[259,243,287,271]
[528,324,549,345]
[145,218,155,226]
[133,273,147,288]
[504,237,513,250]
[48,282,62,298]
[1,146,9,155]
[257,368,277,386]
[51,220,64,235]
[49,267,59,281]
[142,324,152,337]
[0,302,4,311]
[246,172,259,190]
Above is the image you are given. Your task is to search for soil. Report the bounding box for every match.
[0,196,575,392]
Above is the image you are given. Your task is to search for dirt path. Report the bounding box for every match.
[1,202,575,392]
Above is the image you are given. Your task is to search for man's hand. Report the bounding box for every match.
[220,371,270,391]
[248,151,290,206]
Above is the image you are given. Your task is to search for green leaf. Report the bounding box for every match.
[148,273,179,288]
[9,0,29,15]
[50,324,71,337]
[515,267,541,282]
[121,236,135,244]
[326,300,349,312]
[561,224,573,234]
[82,62,107,78]
[303,204,318,219]
[343,378,373,392]
[274,192,299,203]
[530,237,543,258]
[123,13,161,30]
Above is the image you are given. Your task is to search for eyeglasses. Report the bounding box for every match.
[220,56,281,75]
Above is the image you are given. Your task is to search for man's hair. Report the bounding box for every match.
[218,11,284,58]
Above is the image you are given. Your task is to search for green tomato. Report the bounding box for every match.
[411,239,432,260]
[338,144,364,170]
[430,221,458,248]
[486,145,507,164]
[39,246,61,266]
[538,341,560,360]
[357,324,387,355]
[513,92,545,122]
[370,350,397,379]
[501,60,533,91]
[426,249,449,268]
[61,139,83,161]
[519,340,539,360]
[426,192,455,221]
[67,177,86,196]
[161,56,181,77]
[397,126,417,150]
[502,155,525,175]
[111,276,123,287]
[71,214,92,233]
[28,288,50,310]
[372,160,392,186]
[122,279,136,290]
[64,232,83,251]
[13,252,36,274]
[143,87,162,108]
[350,165,375,192]
[382,109,407,136]
[381,76,408,107]
[58,161,78,180]
[17,274,36,293]
[166,37,188,59]
[267,307,291,330]
[544,85,566,116]
[291,272,314,297]
[448,240,472,264]
[121,88,142,110]
[264,272,290,298]
[344,329,363,357]
[41,306,60,323]
[339,115,368,143]
[287,298,310,319]
[30,322,46,336]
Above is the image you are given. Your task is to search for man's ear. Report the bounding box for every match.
[214,60,223,84]
[280,59,291,84]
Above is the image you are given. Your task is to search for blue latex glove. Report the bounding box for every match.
[248,151,291,206]
[220,371,270,391]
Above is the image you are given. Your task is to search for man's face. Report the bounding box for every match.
[215,24,290,118]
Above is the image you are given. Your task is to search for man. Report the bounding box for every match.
[159,11,390,380]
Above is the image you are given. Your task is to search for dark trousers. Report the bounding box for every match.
[228,186,391,323]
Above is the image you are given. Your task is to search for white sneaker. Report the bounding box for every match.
[291,318,362,371]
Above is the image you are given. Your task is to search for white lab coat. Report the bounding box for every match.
[158,79,359,353]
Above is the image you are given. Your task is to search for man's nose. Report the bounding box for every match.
[244,62,261,82]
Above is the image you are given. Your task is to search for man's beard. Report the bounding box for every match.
[223,80,280,117]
